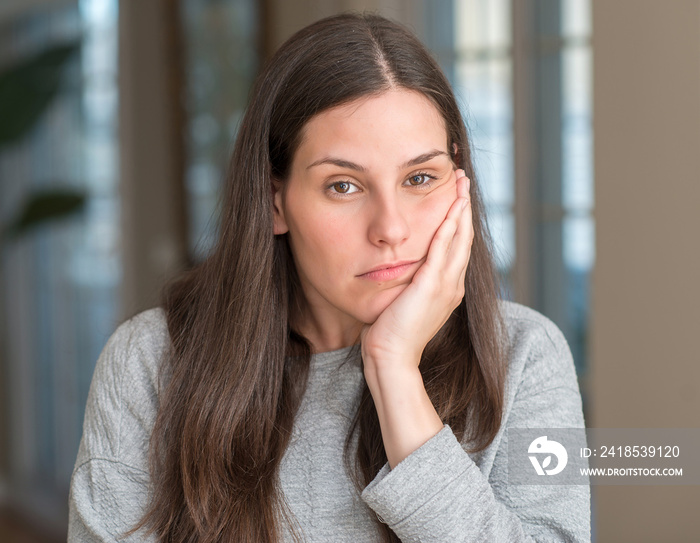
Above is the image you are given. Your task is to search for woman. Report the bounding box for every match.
[69,13,590,543]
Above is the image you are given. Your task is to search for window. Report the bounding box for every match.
[425,0,593,380]
[180,0,259,260]
[0,0,119,522]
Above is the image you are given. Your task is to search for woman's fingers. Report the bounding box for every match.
[423,208,459,270]
[424,170,472,273]
[445,172,474,278]
[423,172,468,269]
[456,169,470,199]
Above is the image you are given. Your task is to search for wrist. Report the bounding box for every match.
[362,353,422,390]
[363,357,422,391]
[361,342,422,372]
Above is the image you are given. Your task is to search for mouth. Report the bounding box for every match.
[357,260,420,282]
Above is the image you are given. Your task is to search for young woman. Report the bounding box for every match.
[69,13,590,543]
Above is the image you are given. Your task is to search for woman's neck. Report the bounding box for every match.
[295,311,363,354]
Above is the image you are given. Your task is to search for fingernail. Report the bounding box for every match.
[461,197,469,210]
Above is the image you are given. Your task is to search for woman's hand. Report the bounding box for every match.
[360,169,473,468]
[360,168,473,368]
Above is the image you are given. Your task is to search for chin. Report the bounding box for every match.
[356,284,407,324]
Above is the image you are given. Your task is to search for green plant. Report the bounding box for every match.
[0,41,86,240]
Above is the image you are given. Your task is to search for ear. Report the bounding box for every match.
[271,180,289,235]
[451,142,461,167]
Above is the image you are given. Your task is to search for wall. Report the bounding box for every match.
[591,0,700,540]
[119,0,188,320]
[262,0,425,56]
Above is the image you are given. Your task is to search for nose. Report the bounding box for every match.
[367,193,410,247]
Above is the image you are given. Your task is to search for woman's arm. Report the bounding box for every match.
[68,310,166,543]
[362,363,442,469]
[361,308,590,542]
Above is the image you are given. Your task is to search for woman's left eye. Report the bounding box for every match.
[328,180,359,195]
[405,173,435,187]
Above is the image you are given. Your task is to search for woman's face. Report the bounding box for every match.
[273,89,458,349]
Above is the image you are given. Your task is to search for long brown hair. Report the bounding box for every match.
[137,13,506,543]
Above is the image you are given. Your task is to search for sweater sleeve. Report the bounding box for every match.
[361,307,591,542]
[68,310,166,543]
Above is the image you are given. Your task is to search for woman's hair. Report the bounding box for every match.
[137,12,506,543]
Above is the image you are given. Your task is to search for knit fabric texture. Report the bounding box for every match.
[69,301,591,542]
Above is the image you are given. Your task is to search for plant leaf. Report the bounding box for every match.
[4,188,86,240]
[0,41,80,146]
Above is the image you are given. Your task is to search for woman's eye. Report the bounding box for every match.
[406,173,434,187]
[330,181,358,194]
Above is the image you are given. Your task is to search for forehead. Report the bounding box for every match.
[293,89,449,168]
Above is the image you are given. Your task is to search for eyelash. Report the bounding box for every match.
[405,171,437,188]
[325,171,437,198]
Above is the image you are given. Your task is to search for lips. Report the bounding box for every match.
[358,260,420,281]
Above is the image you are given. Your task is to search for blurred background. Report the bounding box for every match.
[0,0,697,541]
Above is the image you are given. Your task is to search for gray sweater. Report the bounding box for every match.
[69,301,590,542]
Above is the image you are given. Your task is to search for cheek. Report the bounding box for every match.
[411,189,456,244]
[288,209,355,271]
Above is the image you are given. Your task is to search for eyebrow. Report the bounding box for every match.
[306,149,448,172]
[401,150,449,168]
